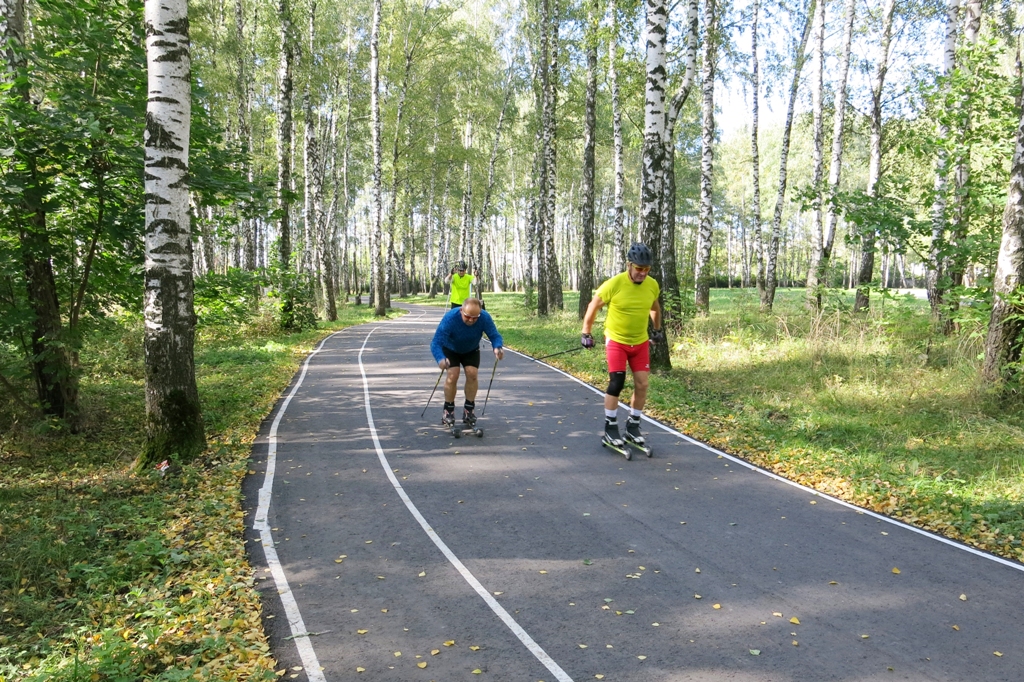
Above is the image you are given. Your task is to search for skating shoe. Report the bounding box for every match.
[625,416,645,445]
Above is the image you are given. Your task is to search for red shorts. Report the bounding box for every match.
[606,339,650,373]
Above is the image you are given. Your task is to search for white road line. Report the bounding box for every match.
[255,334,341,682]
[514,348,1024,574]
[357,327,575,682]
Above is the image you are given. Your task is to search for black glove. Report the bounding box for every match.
[650,328,665,344]
[581,332,595,349]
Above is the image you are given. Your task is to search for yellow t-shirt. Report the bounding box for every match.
[596,271,660,345]
[450,273,474,305]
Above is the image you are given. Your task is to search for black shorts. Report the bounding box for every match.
[443,347,480,369]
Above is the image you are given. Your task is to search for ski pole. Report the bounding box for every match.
[481,356,499,417]
[535,346,586,362]
[420,367,446,418]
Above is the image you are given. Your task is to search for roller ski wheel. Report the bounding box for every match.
[602,432,631,460]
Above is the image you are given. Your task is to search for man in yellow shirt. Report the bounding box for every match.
[446,261,475,309]
[581,243,664,458]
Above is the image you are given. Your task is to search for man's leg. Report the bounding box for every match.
[444,366,461,403]
[631,371,649,411]
[463,366,479,401]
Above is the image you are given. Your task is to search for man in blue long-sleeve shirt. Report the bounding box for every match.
[431,298,504,427]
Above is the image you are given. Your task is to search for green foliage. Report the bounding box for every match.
[194,269,268,327]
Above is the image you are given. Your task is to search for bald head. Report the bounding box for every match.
[460,298,482,324]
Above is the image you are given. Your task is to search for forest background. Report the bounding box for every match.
[1,0,1024,678]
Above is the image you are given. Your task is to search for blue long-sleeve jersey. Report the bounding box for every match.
[431,308,503,362]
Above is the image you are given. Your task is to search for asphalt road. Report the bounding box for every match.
[243,303,1024,682]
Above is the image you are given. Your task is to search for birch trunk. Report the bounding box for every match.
[751,0,764,299]
[143,0,205,464]
[578,0,598,318]
[982,71,1024,383]
[763,0,815,312]
[276,0,296,327]
[927,0,961,322]
[946,0,982,317]
[542,0,563,311]
[236,0,256,271]
[854,0,895,312]
[477,76,513,296]
[370,0,385,316]
[804,0,826,308]
[640,0,668,264]
[810,0,857,309]
[608,0,625,269]
[693,0,718,315]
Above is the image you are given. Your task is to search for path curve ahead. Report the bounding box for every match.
[244,304,1023,682]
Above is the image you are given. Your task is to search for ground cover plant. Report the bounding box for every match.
[417,290,1024,564]
[0,303,392,681]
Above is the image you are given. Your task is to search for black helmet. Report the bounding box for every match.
[457,261,467,270]
[626,242,653,267]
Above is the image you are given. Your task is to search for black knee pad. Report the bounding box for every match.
[606,371,626,397]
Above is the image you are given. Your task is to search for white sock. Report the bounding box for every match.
[605,409,618,419]
[631,408,642,418]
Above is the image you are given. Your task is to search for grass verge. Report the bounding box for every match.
[0,303,396,681]
[414,290,1024,564]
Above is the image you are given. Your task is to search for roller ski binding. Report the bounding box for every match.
[458,403,484,439]
[601,418,631,460]
[624,416,653,457]
[442,404,460,437]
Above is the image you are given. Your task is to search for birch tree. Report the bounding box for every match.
[853,0,896,312]
[277,0,296,326]
[142,0,205,464]
[982,71,1024,383]
[694,0,718,315]
[751,0,764,300]
[926,0,961,323]
[578,0,598,318]
[763,0,815,312]
[804,0,826,308]
[608,0,625,269]
[808,0,856,310]
[371,0,386,316]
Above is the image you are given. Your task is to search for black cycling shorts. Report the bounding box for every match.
[443,347,480,369]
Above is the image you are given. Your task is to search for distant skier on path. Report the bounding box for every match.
[581,243,664,454]
[431,298,504,427]
[446,261,475,309]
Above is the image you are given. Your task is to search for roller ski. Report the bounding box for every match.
[624,416,653,457]
[601,418,631,460]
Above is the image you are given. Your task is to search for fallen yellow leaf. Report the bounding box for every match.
[994,652,1003,657]
[443,640,455,647]
[637,655,647,660]
[470,645,480,651]
[694,594,702,599]
[861,634,869,639]
[334,559,343,564]
[472,669,483,674]
[652,622,660,627]
[773,612,783,617]
[713,604,721,610]
[790,617,800,625]
[431,649,440,655]
[695,568,701,573]
[394,652,401,657]
[417,662,427,669]
[356,667,365,673]
[539,570,548,574]
[959,594,967,601]
[952,625,960,631]
[792,640,799,646]
[892,567,901,574]
[579,644,588,649]
[356,629,368,635]
[595,676,605,680]
[829,581,838,585]
[418,571,426,577]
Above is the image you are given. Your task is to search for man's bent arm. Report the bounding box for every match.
[650,298,662,331]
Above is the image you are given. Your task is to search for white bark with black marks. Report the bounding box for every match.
[982,72,1024,382]
[143,0,205,463]
[694,0,717,315]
